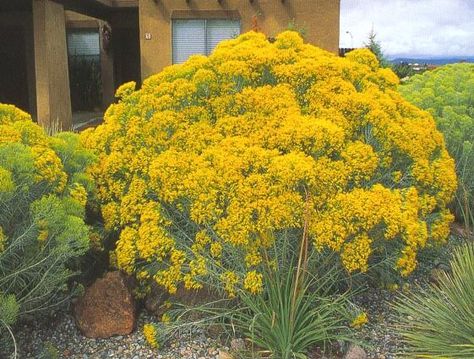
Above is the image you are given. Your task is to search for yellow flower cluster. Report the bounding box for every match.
[243,270,264,295]
[351,312,368,328]
[82,31,456,293]
[31,145,67,192]
[221,271,239,298]
[1,103,95,245]
[70,183,88,207]
[0,105,69,193]
[0,226,6,252]
[143,323,159,349]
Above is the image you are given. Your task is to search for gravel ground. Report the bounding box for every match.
[14,311,224,359]
[352,286,408,359]
[11,296,403,359]
[11,235,465,359]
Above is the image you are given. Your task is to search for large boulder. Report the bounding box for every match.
[74,271,136,338]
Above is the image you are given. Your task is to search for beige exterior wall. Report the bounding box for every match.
[138,0,340,79]
[33,0,72,130]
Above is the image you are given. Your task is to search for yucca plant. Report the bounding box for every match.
[232,253,351,358]
[393,242,474,358]
[232,201,352,358]
[146,198,355,358]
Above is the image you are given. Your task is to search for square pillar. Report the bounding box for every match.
[33,0,72,131]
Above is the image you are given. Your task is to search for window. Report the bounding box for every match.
[67,30,100,58]
[172,19,240,64]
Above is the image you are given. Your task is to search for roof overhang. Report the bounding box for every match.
[54,0,137,20]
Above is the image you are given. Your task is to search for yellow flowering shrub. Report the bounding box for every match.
[0,103,95,331]
[83,31,456,295]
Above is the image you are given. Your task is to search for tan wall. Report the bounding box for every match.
[33,0,72,130]
[138,0,340,79]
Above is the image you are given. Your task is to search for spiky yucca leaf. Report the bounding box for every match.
[393,243,474,358]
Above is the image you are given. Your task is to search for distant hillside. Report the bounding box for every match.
[390,57,474,65]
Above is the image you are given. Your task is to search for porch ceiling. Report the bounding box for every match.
[0,0,32,11]
[57,0,138,9]
[54,0,137,20]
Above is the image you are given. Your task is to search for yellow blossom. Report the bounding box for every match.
[161,312,171,324]
[243,270,263,295]
[221,271,239,298]
[143,323,159,349]
[0,226,6,252]
[351,312,368,328]
[70,183,88,207]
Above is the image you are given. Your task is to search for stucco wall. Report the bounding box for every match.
[138,0,340,79]
[33,0,72,129]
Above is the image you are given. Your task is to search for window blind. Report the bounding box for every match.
[172,20,206,64]
[172,19,240,64]
[206,19,241,54]
[67,31,100,57]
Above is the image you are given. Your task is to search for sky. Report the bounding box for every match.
[340,0,474,58]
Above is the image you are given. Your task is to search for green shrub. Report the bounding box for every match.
[0,104,95,354]
[400,64,474,234]
[393,242,474,358]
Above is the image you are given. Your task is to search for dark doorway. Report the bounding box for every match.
[67,28,103,112]
[112,10,141,89]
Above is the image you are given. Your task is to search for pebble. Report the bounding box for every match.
[13,311,222,359]
[11,263,446,359]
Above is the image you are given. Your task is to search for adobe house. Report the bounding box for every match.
[0,0,340,130]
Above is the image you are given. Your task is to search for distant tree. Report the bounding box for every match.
[364,29,419,80]
[364,28,391,68]
[392,61,415,80]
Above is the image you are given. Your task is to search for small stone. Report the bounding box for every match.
[208,347,217,355]
[218,350,234,359]
[230,338,246,351]
[343,344,367,359]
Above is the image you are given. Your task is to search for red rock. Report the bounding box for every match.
[74,271,136,338]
